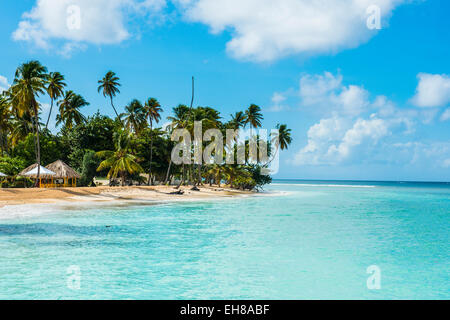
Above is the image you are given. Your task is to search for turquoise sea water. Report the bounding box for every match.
[0,180,448,299]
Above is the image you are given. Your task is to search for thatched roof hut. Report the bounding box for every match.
[45,160,81,179]
[19,163,57,178]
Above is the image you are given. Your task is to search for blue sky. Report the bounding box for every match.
[0,0,449,181]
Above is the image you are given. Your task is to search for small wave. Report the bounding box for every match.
[271,183,376,188]
[254,190,296,197]
[0,203,64,220]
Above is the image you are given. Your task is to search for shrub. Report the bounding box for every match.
[80,150,99,187]
[0,157,26,176]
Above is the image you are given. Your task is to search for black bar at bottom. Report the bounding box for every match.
[0,300,445,318]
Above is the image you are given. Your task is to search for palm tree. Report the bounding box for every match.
[98,71,121,119]
[167,104,190,186]
[45,72,66,129]
[230,111,246,130]
[10,111,36,147]
[0,96,12,154]
[96,131,143,186]
[227,111,247,156]
[56,91,88,129]
[143,98,163,185]
[275,124,292,151]
[10,60,48,186]
[121,99,146,134]
[205,164,223,187]
[244,104,263,137]
[268,124,292,166]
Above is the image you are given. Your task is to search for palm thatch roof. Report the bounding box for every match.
[45,160,81,179]
[19,163,39,176]
[19,163,57,178]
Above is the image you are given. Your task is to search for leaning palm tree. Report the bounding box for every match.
[143,97,163,185]
[45,72,66,129]
[10,60,48,186]
[244,104,263,137]
[56,91,88,129]
[98,71,121,119]
[121,99,146,134]
[267,123,293,166]
[96,131,143,186]
[275,124,292,151]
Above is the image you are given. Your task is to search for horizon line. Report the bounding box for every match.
[272,178,450,184]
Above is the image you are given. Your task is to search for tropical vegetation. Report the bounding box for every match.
[0,61,292,190]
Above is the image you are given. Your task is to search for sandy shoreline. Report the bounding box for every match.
[0,185,254,208]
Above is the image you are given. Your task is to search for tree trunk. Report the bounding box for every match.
[176,164,185,189]
[189,76,195,187]
[164,159,172,184]
[33,103,41,188]
[45,98,53,130]
[121,172,125,187]
[188,165,193,185]
[110,96,120,119]
[30,115,38,163]
[148,121,154,185]
[197,164,203,186]
[0,125,4,155]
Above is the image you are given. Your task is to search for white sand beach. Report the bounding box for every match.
[0,185,254,209]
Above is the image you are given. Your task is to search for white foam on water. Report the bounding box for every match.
[0,203,64,220]
[271,183,376,188]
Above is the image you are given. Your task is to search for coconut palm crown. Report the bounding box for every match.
[98,71,121,119]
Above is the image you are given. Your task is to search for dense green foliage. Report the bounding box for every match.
[80,150,99,187]
[0,61,292,190]
[0,156,26,176]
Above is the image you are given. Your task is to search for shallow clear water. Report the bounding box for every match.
[0,181,448,299]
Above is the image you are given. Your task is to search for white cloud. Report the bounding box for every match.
[327,118,389,160]
[290,72,443,166]
[14,0,410,61]
[294,117,390,165]
[0,76,9,93]
[13,0,166,55]
[411,73,450,108]
[299,72,343,107]
[293,117,348,165]
[267,92,289,112]
[393,142,450,168]
[179,0,406,62]
[299,72,370,116]
[440,108,450,122]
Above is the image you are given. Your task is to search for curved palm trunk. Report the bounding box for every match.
[110,96,120,119]
[148,121,154,185]
[164,159,172,185]
[45,98,53,130]
[33,103,41,188]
